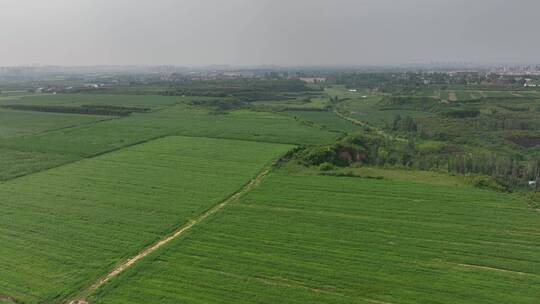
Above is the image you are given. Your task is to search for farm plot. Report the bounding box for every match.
[284,110,363,133]
[251,97,329,111]
[337,99,433,128]
[479,91,522,98]
[0,105,336,158]
[0,94,183,108]
[91,173,540,304]
[0,108,110,138]
[0,148,79,181]
[0,136,293,304]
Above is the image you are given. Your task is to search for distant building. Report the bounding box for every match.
[524,79,538,87]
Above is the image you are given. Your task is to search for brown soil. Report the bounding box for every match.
[0,296,16,303]
[448,91,458,102]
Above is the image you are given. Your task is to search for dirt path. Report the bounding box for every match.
[454,263,532,276]
[67,165,274,304]
[332,109,405,142]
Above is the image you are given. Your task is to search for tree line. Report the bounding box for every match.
[292,133,540,191]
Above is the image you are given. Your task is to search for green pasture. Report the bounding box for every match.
[0,136,292,303]
[91,172,540,304]
[284,110,362,133]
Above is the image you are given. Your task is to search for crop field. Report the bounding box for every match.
[0,108,111,138]
[0,148,78,181]
[0,106,335,156]
[324,86,436,127]
[2,75,540,304]
[284,110,363,133]
[251,97,329,111]
[0,98,336,181]
[0,136,293,303]
[337,99,434,127]
[89,172,540,304]
[0,93,184,108]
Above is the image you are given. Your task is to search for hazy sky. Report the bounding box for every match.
[0,0,538,66]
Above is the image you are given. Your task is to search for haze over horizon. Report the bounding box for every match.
[1,0,539,66]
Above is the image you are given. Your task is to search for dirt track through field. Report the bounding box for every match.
[67,164,274,304]
[332,108,405,142]
[454,263,533,276]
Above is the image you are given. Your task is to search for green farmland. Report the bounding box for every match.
[1,73,540,304]
[284,110,364,133]
[0,94,336,181]
[0,136,292,303]
[90,172,540,304]
[0,108,111,138]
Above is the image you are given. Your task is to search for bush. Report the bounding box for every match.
[319,162,334,171]
[465,175,507,192]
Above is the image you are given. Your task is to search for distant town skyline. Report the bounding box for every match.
[1,0,539,66]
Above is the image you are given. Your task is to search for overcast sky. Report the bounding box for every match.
[0,0,538,66]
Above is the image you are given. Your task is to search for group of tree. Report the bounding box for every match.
[1,104,149,116]
[392,115,418,132]
[161,78,316,101]
[292,132,540,191]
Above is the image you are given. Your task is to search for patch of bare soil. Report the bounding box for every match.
[448,91,458,102]
[0,295,17,303]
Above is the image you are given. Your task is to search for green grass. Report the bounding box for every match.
[0,108,111,138]
[277,160,469,187]
[90,172,540,304]
[325,86,435,127]
[0,93,185,108]
[252,97,329,111]
[0,148,79,181]
[284,110,363,133]
[0,103,335,181]
[477,91,523,98]
[338,99,433,128]
[0,136,293,304]
[0,105,336,158]
[325,85,372,99]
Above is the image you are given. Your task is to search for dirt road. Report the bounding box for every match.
[67,165,273,304]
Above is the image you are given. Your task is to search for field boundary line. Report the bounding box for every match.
[66,161,276,304]
[453,263,535,276]
[0,131,178,184]
[2,130,301,184]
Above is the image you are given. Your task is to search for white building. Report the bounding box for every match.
[524,79,538,87]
